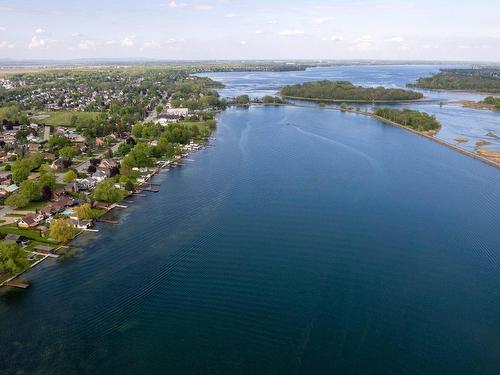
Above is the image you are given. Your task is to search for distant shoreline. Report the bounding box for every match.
[281,95,430,104]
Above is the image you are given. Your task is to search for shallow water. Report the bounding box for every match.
[1,105,500,374]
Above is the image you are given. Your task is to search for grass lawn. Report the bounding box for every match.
[25,240,55,252]
[0,224,59,244]
[37,110,101,127]
[13,201,48,212]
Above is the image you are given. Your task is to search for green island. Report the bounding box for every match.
[372,108,441,134]
[280,80,424,102]
[408,69,500,93]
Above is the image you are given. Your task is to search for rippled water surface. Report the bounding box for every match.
[1,73,500,374]
[199,65,500,152]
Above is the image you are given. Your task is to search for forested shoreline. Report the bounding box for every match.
[280,81,423,102]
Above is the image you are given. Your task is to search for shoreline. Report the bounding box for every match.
[3,101,499,289]
[0,142,210,290]
[408,86,500,96]
[281,95,430,104]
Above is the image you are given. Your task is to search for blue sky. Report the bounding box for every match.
[0,0,499,61]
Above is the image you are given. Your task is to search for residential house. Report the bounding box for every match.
[18,213,44,229]
[92,170,107,182]
[74,177,98,191]
[97,158,118,177]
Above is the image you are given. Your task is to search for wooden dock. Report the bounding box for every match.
[4,280,29,289]
[97,218,119,224]
[142,187,160,193]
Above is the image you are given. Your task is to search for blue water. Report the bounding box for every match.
[1,69,500,374]
[199,65,500,152]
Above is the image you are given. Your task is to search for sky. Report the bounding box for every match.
[0,0,499,61]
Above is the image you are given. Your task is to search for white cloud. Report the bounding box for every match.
[0,27,6,32]
[240,40,247,45]
[28,35,47,49]
[312,17,335,24]
[78,40,96,50]
[165,1,187,8]
[71,32,84,38]
[225,13,236,18]
[143,41,161,49]
[354,35,374,44]
[0,40,15,49]
[278,29,305,37]
[255,30,263,35]
[120,37,135,47]
[195,4,213,10]
[350,35,378,51]
[387,36,405,43]
[328,35,344,42]
[35,28,45,34]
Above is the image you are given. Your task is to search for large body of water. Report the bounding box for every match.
[199,65,500,152]
[1,66,500,374]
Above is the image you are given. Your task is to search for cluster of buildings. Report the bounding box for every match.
[155,107,190,126]
[0,78,15,90]
[14,159,121,235]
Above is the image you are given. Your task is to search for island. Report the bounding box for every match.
[458,96,500,113]
[372,108,441,134]
[408,68,500,93]
[279,80,424,102]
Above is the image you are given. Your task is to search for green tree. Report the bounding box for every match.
[234,95,251,105]
[11,164,31,184]
[59,146,76,160]
[116,143,132,157]
[75,203,93,220]
[63,170,77,183]
[93,179,123,203]
[38,164,56,191]
[0,242,29,276]
[5,192,30,209]
[19,180,41,201]
[48,135,69,149]
[50,219,77,243]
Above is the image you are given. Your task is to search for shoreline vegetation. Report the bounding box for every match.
[408,68,500,93]
[280,80,424,102]
[0,65,230,287]
[457,96,500,113]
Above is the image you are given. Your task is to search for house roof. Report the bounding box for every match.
[4,234,21,241]
[21,213,43,226]
[99,158,118,169]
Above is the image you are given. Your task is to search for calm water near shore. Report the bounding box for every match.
[1,67,500,374]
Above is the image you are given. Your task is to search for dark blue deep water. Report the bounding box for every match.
[1,106,500,373]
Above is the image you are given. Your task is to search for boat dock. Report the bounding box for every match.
[4,280,30,289]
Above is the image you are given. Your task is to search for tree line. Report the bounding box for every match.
[373,108,441,132]
[280,81,423,101]
[408,69,500,93]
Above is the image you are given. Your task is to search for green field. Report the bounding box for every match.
[38,110,102,126]
[0,224,59,244]
[13,201,48,212]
